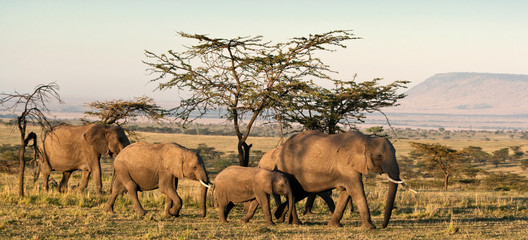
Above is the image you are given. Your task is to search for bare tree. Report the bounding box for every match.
[0,82,62,196]
[144,30,358,166]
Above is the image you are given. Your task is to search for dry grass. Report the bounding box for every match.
[0,169,527,239]
[0,123,527,239]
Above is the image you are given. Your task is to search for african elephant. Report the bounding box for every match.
[273,130,407,229]
[40,123,130,194]
[213,166,296,225]
[104,142,211,217]
[258,146,336,217]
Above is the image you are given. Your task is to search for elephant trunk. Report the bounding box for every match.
[287,189,294,224]
[196,166,211,218]
[382,181,398,228]
[200,184,208,218]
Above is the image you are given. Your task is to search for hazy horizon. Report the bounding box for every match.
[1,1,527,105]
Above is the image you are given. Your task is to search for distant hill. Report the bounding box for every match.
[391,72,528,115]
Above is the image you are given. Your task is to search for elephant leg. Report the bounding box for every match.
[276,202,288,222]
[319,190,336,214]
[59,171,72,193]
[218,201,230,223]
[347,176,375,229]
[348,198,354,213]
[92,160,103,194]
[78,169,91,192]
[160,177,182,217]
[169,178,180,215]
[289,196,302,225]
[242,200,259,223]
[328,190,350,227]
[41,167,51,191]
[271,193,284,221]
[272,193,281,208]
[303,194,316,215]
[255,193,274,225]
[224,202,235,220]
[276,191,306,224]
[104,178,125,213]
[122,176,145,216]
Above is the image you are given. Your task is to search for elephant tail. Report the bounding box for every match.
[210,183,217,208]
[24,132,41,183]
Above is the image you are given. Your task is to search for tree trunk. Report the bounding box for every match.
[18,138,26,196]
[237,141,252,167]
[444,173,449,191]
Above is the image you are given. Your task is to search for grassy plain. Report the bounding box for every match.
[0,123,527,239]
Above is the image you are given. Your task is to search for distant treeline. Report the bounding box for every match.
[127,123,302,137]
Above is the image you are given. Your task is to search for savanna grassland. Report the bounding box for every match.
[1,123,527,239]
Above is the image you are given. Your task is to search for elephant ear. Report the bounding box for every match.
[336,143,368,175]
[84,125,109,155]
[162,145,185,179]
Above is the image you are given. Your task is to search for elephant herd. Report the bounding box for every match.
[38,123,412,229]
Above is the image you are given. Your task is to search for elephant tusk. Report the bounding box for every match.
[386,175,417,194]
[200,180,212,188]
[387,175,403,184]
[401,182,418,194]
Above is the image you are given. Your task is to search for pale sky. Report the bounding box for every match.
[1,1,527,106]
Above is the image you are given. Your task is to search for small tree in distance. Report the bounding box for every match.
[410,142,463,190]
[491,148,509,167]
[0,82,62,196]
[144,30,359,166]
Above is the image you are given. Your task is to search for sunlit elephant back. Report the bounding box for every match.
[40,123,130,194]
[275,130,403,229]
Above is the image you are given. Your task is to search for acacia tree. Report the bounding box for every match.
[144,30,358,166]
[83,96,165,125]
[491,148,509,167]
[83,96,166,139]
[275,78,408,134]
[0,83,62,196]
[410,142,463,190]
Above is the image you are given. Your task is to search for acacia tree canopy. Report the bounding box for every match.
[83,96,166,140]
[275,78,409,134]
[83,96,165,126]
[144,30,359,166]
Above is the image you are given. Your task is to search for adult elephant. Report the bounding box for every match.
[40,123,130,194]
[274,130,406,229]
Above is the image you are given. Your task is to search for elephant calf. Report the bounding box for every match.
[104,142,211,217]
[214,166,296,225]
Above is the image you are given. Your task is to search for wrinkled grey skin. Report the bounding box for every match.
[274,130,402,229]
[40,123,130,194]
[214,166,296,225]
[104,142,210,217]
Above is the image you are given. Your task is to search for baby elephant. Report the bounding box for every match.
[104,142,211,217]
[214,166,295,225]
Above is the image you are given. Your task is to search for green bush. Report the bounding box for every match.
[482,172,528,191]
